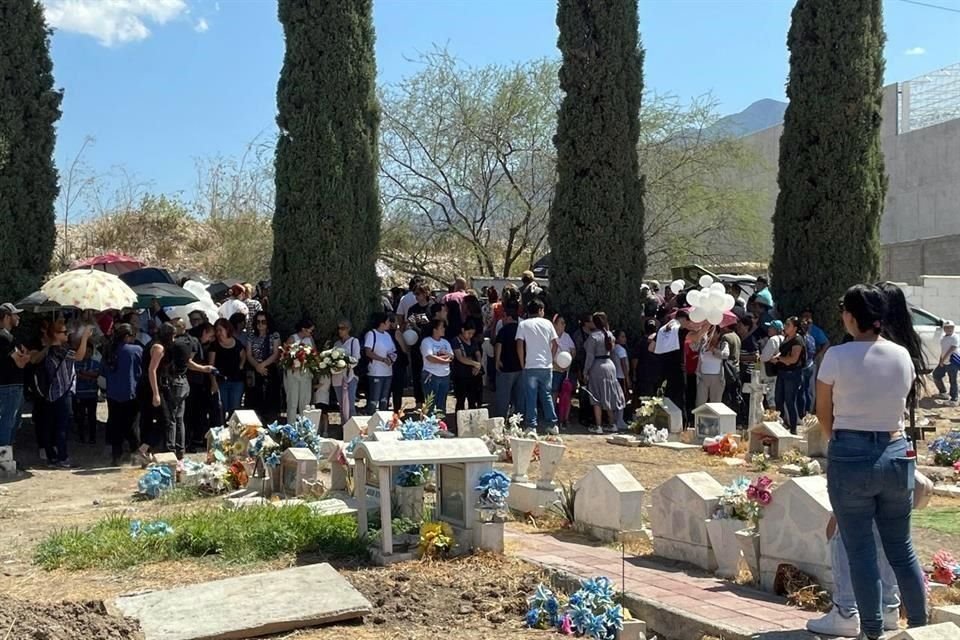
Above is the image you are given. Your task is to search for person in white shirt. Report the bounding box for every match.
[759,320,783,406]
[613,330,631,398]
[516,299,559,434]
[933,320,959,405]
[420,318,454,415]
[696,328,730,406]
[333,320,361,420]
[363,313,397,414]
[395,276,424,322]
[551,315,577,427]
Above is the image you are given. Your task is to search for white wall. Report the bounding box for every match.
[897,275,960,322]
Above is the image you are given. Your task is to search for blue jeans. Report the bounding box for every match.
[827,431,927,636]
[801,364,815,416]
[495,370,524,418]
[933,363,959,401]
[47,391,73,462]
[421,371,450,416]
[0,384,24,446]
[831,526,900,615]
[366,376,391,414]
[776,368,803,432]
[551,370,567,395]
[523,369,557,431]
[218,380,244,420]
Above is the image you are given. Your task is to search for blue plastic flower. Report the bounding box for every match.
[603,604,624,630]
[568,602,593,632]
[525,607,543,628]
[265,451,281,467]
[584,613,608,639]
[568,592,583,607]
[544,595,560,616]
[129,520,142,537]
[529,583,554,607]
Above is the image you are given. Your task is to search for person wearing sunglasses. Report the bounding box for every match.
[42,320,92,468]
[246,312,281,422]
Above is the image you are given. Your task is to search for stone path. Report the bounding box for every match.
[507,529,818,640]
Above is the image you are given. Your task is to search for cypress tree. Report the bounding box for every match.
[272,0,381,334]
[549,0,645,335]
[0,0,61,301]
[771,0,886,331]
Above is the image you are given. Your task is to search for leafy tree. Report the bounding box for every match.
[771,0,886,329]
[272,0,381,333]
[0,0,62,300]
[379,49,558,281]
[548,0,645,334]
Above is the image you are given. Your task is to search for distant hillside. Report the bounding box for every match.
[709,99,787,137]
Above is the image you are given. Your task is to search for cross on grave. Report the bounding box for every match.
[743,369,767,429]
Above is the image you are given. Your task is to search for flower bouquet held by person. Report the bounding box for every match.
[316,345,358,378]
[280,342,318,374]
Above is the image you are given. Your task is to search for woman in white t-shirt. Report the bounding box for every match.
[420,318,454,415]
[613,330,631,398]
[363,313,397,415]
[816,284,926,639]
[696,328,729,406]
[551,315,576,395]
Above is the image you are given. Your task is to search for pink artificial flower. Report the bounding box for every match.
[746,486,758,500]
[757,489,773,506]
[755,476,773,490]
[439,420,448,431]
[932,549,957,570]
[932,566,955,585]
[953,460,960,473]
[559,615,573,635]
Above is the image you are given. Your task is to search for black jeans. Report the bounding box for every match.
[411,351,425,405]
[137,383,164,450]
[106,397,140,462]
[391,364,407,413]
[162,377,190,459]
[454,374,483,411]
[74,396,98,442]
[185,379,215,447]
[46,392,73,462]
[247,370,280,423]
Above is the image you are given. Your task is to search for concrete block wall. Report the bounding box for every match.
[898,275,960,322]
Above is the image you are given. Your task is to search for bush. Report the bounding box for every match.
[34,506,367,571]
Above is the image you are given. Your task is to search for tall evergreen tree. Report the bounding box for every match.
[548,0,645,335]
[0,1,61,301]
[771,0,886,331]
[272,0,381,334]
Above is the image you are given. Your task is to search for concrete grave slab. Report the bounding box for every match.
[113,563,371,640]
[456,408,489,438]
[931,605,960,627]
[574,464,645,533]
[649,472,724,571]
[651,441,700,451]
[342,416,371,443]
[889,623,960,640]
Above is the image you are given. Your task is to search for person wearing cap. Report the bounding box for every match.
[519,271,543,312]
[0,303,31,447]
[759,320,784,407]
[933,320,959,405]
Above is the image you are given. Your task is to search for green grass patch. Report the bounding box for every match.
[913,507,960,536]
[34,506,368,570]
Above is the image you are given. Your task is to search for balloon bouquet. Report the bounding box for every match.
[684,275,736,327]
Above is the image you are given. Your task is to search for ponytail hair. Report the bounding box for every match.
[592,312,613,351]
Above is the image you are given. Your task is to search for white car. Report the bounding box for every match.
[910,304,946,373]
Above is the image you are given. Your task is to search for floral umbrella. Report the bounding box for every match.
[40,268,138,311]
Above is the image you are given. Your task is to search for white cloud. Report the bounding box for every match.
[42,0,189,46]
[194,17,208,33]
[905,47,927,56]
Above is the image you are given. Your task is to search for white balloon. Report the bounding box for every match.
[698,275,714,288]
[403,329,419,346]
[689,306,708,323]
[686,289,701,307]
[707,308,724,325]
[555,351,573,369]
[709,282,726,293]
[670,279,684,294]
[721,294,736,312]
[709,290,726,309]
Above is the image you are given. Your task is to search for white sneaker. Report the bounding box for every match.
[949,400,960,407]
[546,425,560,436]
[935,393,949,400]
[602,424,617,433]
[588,425,604,435]
[883,607,900,631]
[807,607,861,637]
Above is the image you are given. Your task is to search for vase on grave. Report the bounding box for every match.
[509,437,537,482]
[735,528,761,582]
[395,484,425,522]
[537,441,566,489]
[705,518,745,579]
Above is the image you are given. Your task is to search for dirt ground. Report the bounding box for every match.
[1,396,958,639]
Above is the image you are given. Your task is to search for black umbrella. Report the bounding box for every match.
[206,278,243,303]
[133,283,199,308]
[119,267,176,288]
[15,290,69,313]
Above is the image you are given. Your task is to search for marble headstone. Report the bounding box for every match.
[649,472,725,571]
[574,464,645,534]
[456,408,490,438]
[748,421,803,458]
[342,416,371,443]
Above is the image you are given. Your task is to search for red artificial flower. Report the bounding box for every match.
[932,566,955,585]
[438,420,448,431]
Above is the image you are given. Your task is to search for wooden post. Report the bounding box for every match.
[379,466,392,555]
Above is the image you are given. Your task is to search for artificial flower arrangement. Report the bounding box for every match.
[476,470,511,511]
[702,433,739,457]
[751,452,771,471]
[779,448,822,476]
[137,465,174,499]
[129,519,174,539]
[418,520,454,558]
[396,464,429,487]
[180,459,232,494]
[714,476,773,529]
[264,416,324,458]
[398,414,443,441]
[525,577,626,639]
[929,430,960,467]
[315,345,357,377]
[481,413,562,462]
[629,423,669,446]
[279,342,319,374]
[931,550,960,586]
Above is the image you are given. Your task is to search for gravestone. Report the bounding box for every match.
[743,369,766,428]
[748,421,803,458]
[342,416,371,443]
[801,415,829,459]
[573,464,645,541]
[693,403,737,441]
[456,408,489,438]
[152,452,179,486]
[759,476,834,592]
[280,448,318,497]
[367,430,402,442]
[330,454,353,492]
[931,606,960,628]
[302,408,323,431]
[657,397,683,434]
[227,410,262,431]
[649,472,724,570]
[367,410,396,432]
[114,563,371,640]
[889,624,960,640]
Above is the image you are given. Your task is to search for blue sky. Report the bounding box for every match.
[43,0,960,208]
